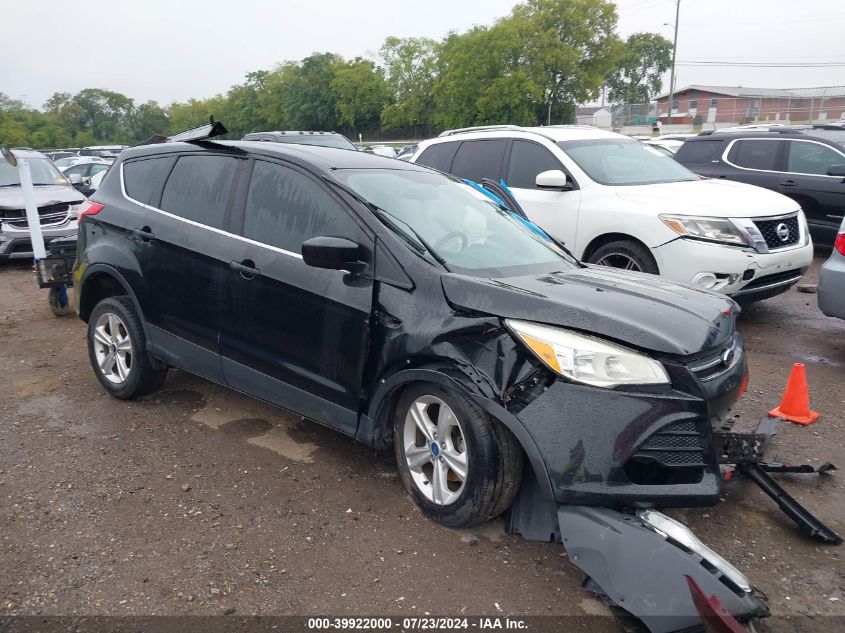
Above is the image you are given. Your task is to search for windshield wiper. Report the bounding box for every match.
[321,176,450,270]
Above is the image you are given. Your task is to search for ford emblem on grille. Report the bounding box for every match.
[775,222,790,242]
[721,348,735,366]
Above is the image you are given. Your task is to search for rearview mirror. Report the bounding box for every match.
[301,236,367,273]
[536,169,573,191]
[826,164,845,178]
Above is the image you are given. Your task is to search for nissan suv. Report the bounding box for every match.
[411,125,814,302]
[73,136,766,629]
[675,127,845,247]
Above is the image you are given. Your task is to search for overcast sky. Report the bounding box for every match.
[6,0,845,109]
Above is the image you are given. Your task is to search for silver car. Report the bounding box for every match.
[818,216,845,319]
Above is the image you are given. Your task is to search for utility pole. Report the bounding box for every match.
[667,0,681,125]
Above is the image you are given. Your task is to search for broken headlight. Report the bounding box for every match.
[660,214,749,246]
[505,319,670,388]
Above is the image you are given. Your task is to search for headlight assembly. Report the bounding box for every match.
[659,214,749,246]
[506,319,670,388]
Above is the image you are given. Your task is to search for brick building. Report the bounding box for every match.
[653,85,845,125]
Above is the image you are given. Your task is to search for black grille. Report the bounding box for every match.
[740,268,803,292]
[632,420,707,468]
[753,215,800,249]
[688,335,742,381]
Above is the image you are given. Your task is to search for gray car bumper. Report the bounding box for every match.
[818,250,845,319]
[0,219,78,260]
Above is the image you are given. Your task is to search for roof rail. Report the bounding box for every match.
[437,125,526,137]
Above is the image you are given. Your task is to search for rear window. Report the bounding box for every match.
[123,157,176,206]
[451,140,508,182]
[675,139,724,164]
[160,156,240,229]
[727,139,781,171]
[415,142,459,172]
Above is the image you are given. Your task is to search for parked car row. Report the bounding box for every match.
[41,145,128,161]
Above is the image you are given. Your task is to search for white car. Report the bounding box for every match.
[411,125,814,302]
[641,138,685,155]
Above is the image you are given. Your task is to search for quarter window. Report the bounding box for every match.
[243,160,360,254]
[727,139,781,171]
[160,156,240,229]
[506,141,565,189]
[123,156,176,207]
[786,141,845,175]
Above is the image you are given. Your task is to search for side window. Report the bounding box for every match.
[415,142,459,173]
[727,139,781,171]
[506,140,564,189]
[160,156,240,229]
[243,160,360,254]
[786,141,845,175]
[675,140,724,164]
[64,164,87,177]
[89,163,109,176]
[123,156,176,206]
[450,139,508,182]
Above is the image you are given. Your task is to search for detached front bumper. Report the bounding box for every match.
[652,237,813,301]
[0,217,78,260]
[514,335,747,507]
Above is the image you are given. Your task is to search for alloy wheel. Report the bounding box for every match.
[402,395,468,506]
[595,253,642,271]
[92,312,133,384]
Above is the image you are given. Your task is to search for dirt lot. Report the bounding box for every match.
[1,257,843,630]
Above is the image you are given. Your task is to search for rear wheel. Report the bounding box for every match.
[87,296,167,399]
[394,382,523,528]
[588,239,659,274]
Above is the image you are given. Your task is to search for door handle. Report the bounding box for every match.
[780,180,797,187]
[130,226,155,241]
[229,259,260,280]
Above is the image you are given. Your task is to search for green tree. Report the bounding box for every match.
[509,0,623,123]
[332,58,390,134]
[71,88,135,142]
[379,36,438,134]
[127,101,170,141]
[604,32,673,105]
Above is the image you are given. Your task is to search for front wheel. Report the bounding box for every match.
[394,382,524,528]
[587,239,659,274]
[87,296,167,399]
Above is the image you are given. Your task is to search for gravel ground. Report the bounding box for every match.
[0,257,843,631]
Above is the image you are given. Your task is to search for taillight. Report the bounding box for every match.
[835,232,845,256]
[78,201,105,223]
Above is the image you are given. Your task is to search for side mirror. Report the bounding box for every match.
[302,236,367,273]
[536,169,573,191]
[67,173,83,185]
[826,164,845,178]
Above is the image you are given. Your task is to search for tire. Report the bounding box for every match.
[87,296,167,399]
[48,287,71,317]
[588,239,659,274]
[394,382,524,528]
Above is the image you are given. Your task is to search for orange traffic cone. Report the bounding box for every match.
[768,363,820,426]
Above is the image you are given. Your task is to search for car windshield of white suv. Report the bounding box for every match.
[558,139,698,186]
[334,168,577,276]
[0,158,68,187]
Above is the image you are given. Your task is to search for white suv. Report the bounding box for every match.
[411,125,814,302]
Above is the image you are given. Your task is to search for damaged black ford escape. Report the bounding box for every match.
[73,134,766,631]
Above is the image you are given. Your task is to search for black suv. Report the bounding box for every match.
[73,136,765,628]
[675,127,845,246]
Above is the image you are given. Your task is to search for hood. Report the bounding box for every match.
[0,185,85,210]
[614,178,799,218]
[441,266,736,356]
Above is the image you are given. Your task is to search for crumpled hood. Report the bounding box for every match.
[441,265,736,356]
[0,185,84,210]
[614,178,799,218]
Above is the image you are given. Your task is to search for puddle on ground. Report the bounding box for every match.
[190,389,318,463]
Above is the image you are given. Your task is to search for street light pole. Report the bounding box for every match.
[667,0,681,125]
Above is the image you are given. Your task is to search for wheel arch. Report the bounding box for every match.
[581,232,660,273]
[78,264,145,325]
[359,362,555,501]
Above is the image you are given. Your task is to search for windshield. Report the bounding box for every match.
[333,168,577,277]
[0,158,68,187]
[558,138,698,186]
